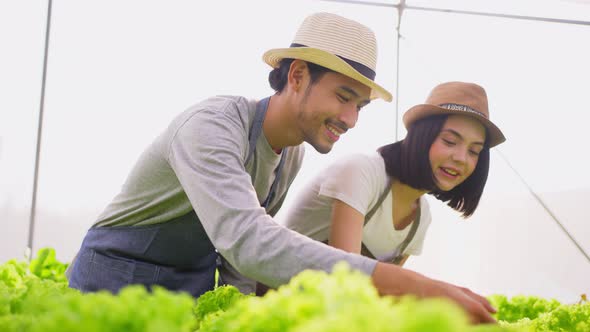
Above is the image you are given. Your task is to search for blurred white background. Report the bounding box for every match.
[1,0,588,303]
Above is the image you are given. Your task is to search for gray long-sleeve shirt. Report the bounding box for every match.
[93,95,377,288]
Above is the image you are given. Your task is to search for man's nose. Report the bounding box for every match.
[339,104,358,130]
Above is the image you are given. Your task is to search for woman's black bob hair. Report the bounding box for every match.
[378,114,490,217]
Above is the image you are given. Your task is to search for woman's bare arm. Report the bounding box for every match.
[329,199,365,254]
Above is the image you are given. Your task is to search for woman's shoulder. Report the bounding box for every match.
[315,152,385,194]
[332,151,389,195]
[334,151,385,173]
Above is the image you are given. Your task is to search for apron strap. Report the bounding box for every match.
[245,97,269,166]
[245,97,288,208]
[364,178,392,225]
[361,178,421,264]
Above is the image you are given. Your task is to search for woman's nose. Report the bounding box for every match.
[452,148,468,163]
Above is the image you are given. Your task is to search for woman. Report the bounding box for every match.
[279,81,506,267]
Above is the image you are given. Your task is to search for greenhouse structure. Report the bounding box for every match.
[1,0,588,330]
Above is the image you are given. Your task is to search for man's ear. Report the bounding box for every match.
[287,59,309,92]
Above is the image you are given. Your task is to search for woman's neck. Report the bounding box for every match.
[391,178,426,205]
[391,179,426,230]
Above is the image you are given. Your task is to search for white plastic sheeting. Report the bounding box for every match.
[1,0,588,303]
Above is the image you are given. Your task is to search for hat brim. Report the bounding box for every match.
[403,104,506,147]
[263,47,392,102]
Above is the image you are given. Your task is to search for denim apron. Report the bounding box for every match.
[68,97,287,297]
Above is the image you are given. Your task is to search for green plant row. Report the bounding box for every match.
[0,248,587,331]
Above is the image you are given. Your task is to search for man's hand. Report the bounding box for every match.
[371,262,496,324]
[433,280,497,324]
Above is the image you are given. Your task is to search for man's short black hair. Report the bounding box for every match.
[378,114,490,217]
[268,58,335,93]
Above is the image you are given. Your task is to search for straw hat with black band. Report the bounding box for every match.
[263,12,393,102]
[403,81,506,147]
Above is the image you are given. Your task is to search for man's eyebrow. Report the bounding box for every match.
[339,86,371,105]
[441,128,484,146]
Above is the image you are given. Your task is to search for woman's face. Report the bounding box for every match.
[429,114,486,191]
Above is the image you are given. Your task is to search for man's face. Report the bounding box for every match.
[296,72,371,154]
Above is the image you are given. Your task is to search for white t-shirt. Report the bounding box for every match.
[280,152,432,261]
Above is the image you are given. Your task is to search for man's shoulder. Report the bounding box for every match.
[203,95,253,109]
[171,95,256,131]
[186,95,255,118]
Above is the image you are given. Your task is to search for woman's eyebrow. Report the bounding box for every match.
[441,128,484,146]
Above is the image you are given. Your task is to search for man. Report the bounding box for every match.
[68,12,496,324]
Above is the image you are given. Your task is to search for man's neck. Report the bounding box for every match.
[262,94,303,150]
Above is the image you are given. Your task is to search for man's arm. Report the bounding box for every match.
[167,103,377,287]
[168,101,496,324]
[371,263,496,324]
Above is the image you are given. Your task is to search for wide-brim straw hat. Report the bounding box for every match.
[263,12,392,102]
[403,82,506,147]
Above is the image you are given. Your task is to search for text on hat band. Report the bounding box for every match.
[439,103,486,118]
